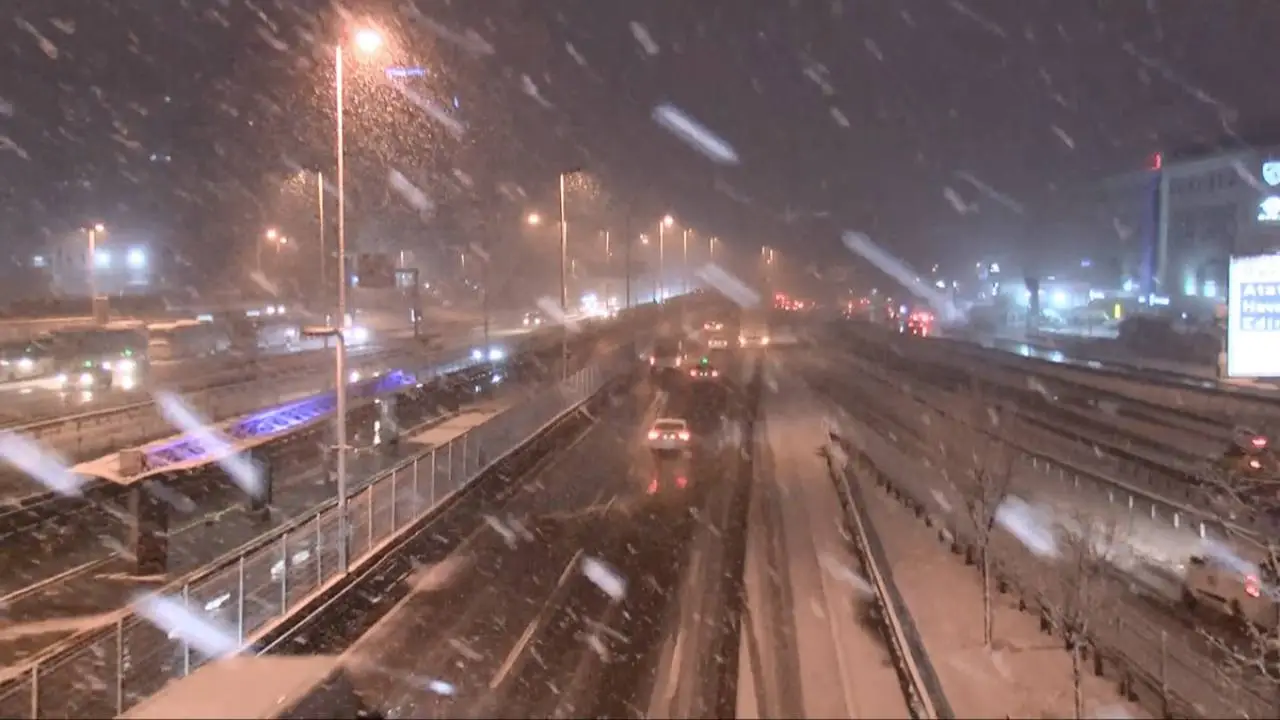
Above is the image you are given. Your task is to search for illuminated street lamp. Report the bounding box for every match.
[259,229,287,273]
[525,212,542,226]
[354,28,383,55]
[658,214,674,301]
[331,24,385,574]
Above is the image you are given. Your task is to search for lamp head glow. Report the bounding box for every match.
[353,28,384,54]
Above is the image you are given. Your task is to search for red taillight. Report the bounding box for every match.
[710,370,718,377]
[678,431,691,441]
[647,479,658,495]
[649,357,655,366]
[1251,435,1268,449]
[647,430,660,440]
[1246,574,1262,598]
[690,369,698,377]
[676,476,687,488]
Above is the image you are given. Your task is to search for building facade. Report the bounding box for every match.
[42,230,157,298]
[1041,144,1280,306]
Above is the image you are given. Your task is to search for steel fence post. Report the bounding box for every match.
[237,556,246,644]
[412,457,420,513]
[29,663,38,719]
[429,449,437,505]
[367,487,374,547]
[447,440,454,490]
[115,616,125,715]
[181,583,192,676]
[462,432,469,480]
[390,468,398,530]
[315,514,323,584]
[279,535,289,613]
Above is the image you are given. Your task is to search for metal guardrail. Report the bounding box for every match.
[847,329,1270,538]
[823,447,953,719]
[0,359,622,719]
[941,334,1280,414]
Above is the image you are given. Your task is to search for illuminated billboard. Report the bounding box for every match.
[1226,254,1280,378]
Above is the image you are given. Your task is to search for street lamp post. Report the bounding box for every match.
[316,171,326,319]
[557,172,571,380]
[682,228,689,294]
[658,214,673,301]
[301,325,347,570]
[329,26,383,573]
[624,229,633,309]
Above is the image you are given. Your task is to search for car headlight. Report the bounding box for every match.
[17,357,33,371]
[55,373,68,386]
[348,326,370,343]
[78,372,95,388]
[116,358,136,373]
[1249,458,1262,470]
[488,348,505,361]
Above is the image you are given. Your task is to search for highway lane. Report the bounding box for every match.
[317,356,753,718]
[790,347,1276,718]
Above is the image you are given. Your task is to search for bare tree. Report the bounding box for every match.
[963,412,1017,648]
[927,381,1018,647]
[1042,510,1119,720]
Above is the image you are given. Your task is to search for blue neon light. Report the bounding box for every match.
[385,66,426,79]
[142,369,419,470]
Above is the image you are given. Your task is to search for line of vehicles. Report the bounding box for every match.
[0,314,329,393]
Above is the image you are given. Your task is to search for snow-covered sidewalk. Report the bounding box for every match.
[736,377,909,719]
[851,453,1150,719]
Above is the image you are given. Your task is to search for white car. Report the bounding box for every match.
[707,336,729,349]
[1182,553,1279,631]
[647,418,691,453]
